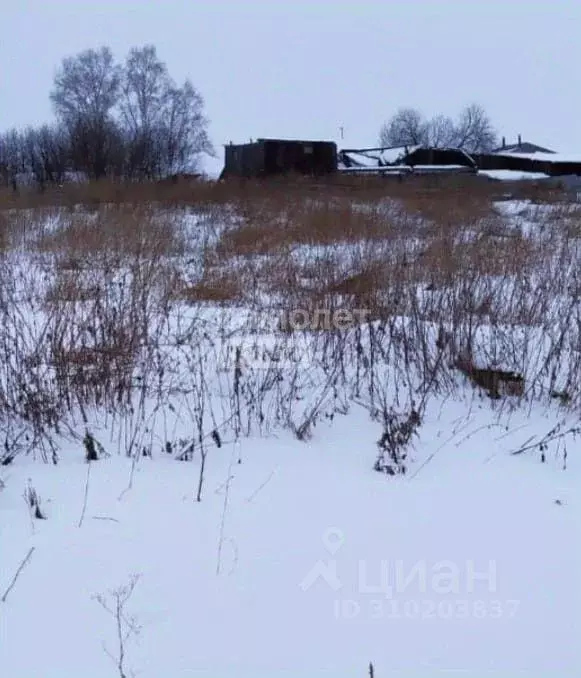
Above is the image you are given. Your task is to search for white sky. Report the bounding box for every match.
[2,0,581,166]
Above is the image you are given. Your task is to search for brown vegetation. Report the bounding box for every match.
[0,174,579,466]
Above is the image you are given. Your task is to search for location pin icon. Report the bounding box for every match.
[322,527,345,555]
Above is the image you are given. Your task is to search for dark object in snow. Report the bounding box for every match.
[454,356,524,399]
[83,431,99,461]
[24,483,47,520]
[175,439,195,461]
[82,431,108,461]
[211,430,222,448]
[550,389,571,405]
[375,408,421,476]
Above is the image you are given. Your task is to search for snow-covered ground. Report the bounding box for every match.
[1,198,581,677]
[1,396,579,677]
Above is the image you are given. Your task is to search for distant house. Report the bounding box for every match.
[338,145,476,176]
[475,143,581,177]
[221,138,337,178]
[338,145,417,169]
[492,135,555,155]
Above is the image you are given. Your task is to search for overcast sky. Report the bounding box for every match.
[2,0,580,171]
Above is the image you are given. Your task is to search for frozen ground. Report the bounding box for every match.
[1,196,581,677]
[1,392,579,677]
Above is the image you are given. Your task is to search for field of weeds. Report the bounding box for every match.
[0,176,579,470]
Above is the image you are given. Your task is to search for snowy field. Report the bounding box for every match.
[1,400,579,677]
[1,191,580,677]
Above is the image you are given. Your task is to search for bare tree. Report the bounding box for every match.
[379,107,427,147]
[121,45,168,133]
[50,47,122,179]
[120,45,171,179]
[2,43,213,182]
[159,79,214,176]
[21,128,41,187]
[51,47,121,124]
[0,129,25,190]
[36,124,69,184]
[427,114,457,148]
[66,115,123,179]
[379,103,497,152]
[452,103,497,153]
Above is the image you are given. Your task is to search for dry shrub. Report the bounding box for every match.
[217,219,291,257]
[328,266,385,297]
[176,271,243,303]
[51,342,137,408]
[412,226,537,287]
[0,212,8,252]
[36,205,186,264]
[401,190,495,228]
[44,275,102,304]
[0,176,287,212]
[216,195,398,257]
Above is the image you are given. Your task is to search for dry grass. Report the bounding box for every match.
[36,206,187,261]
[176,271,243,304]
[1,173,581,466]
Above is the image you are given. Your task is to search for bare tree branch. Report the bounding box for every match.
[379,103,497,152]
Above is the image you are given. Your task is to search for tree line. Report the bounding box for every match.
[0,45,214,189]
[379,104,498,153]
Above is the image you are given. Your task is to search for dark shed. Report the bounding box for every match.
[473,153,581,176]
[401,147,477,169]
[473,153,542,173]
[221,138,337,178]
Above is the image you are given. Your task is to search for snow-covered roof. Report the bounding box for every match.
[339,151,382,168]
[339,145,420,168]
[494,152,581,164]
[338,164,474,175]
[492,142,555,155]
[338,165,411,174]
[378,145,421,164]
[479,170,551,181]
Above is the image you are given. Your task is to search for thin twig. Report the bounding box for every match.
[216,440,238,575]
[78,460,92,527]
[245,468,278,503]
[511,426,580,455]
[1,547,35,603]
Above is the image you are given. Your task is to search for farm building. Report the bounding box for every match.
[338,145,418,169]
[402,147,477,170]
[474,150,581,177]
[337,141,581,194]
[492,135,555,155]
[221,138,337,178]
[338,145,477,176]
